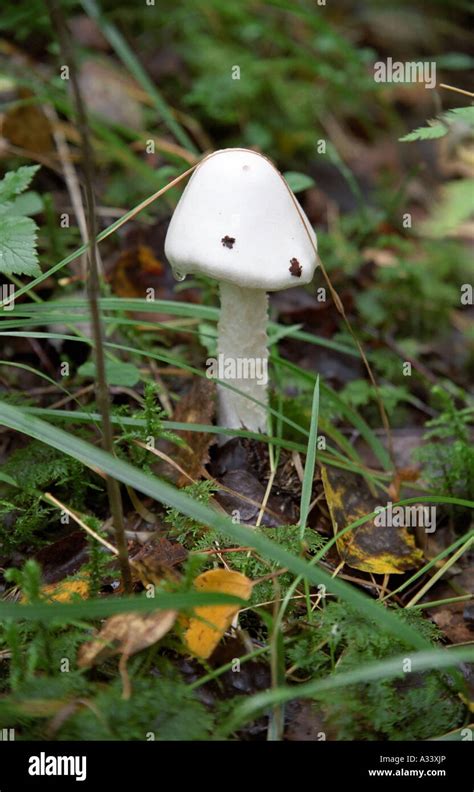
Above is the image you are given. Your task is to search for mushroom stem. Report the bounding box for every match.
[216,282,269,433]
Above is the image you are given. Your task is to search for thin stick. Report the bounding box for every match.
[405,534,474,608]
[134,440,196,484]
[280,173,396,469]
[43,103,89,277]
[256,467,276,528]
[44,492,119,556]
[439,83,474,98]
[46,0,132,591]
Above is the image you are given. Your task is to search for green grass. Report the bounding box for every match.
[1,400,473,650]
[1,0,473,740]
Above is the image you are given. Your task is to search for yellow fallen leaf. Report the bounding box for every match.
[321,465,423,575]
[184,568,253,660]
[25,577,90,604]
[459,694,474,713]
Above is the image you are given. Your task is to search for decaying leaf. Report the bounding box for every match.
[2,92,54,154]
[111,243,164,299]
[78,609,177,669]
[321,466,423,574]
[131,536,187,587]
[163,378,216,486]
[78,609,176,700]
[34,530,89,585]
[428,602,474,646]
[22,576,90,604]
[387,466,420,501]
[41,577,90,603]
[215,468,295,526]
[79,58,143,130]
[184,569,253,660]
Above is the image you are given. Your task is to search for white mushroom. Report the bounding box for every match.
[164,148,318,434]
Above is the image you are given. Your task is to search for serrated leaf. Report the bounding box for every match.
[399,122,447,142]
[445,106,474,126]
[400,106,474,143]
[423,178,474,236]
[283,171,315,193]
[78,359,141,387]
[0,165,40,204]
[0,215,40,276]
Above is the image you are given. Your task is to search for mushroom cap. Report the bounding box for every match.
[164,148,318,291]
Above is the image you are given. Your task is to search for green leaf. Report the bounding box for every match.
[445,106,474,126]
[299,376,319,540]
[0,215,40,276]
[423,178,474,236]
[78,359,141,387]
[399,122,447,142]
[400,106,474,143]
[1,191,43,217]
[0,165,40,204]
[283,171,315,193]
[0,591,245,623]
[0,471,17,487]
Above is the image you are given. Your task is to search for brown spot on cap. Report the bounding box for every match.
[289,257,302,277]
[221,235,236,249]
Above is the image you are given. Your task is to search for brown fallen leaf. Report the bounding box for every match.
[215,468,296,526]
[387,467,420,501]
[111,243,164,299]
[34,530,88,584]
[78,609,176,668]
[131,536,187,587]
[184,569,253,660]
[159,378,215,486]
[321,466,423,575]
[79,57,143,129]
[2,91,54,154]
[78,610,176,698]
[68,14,109,50]
[285,700,332,741]
[428,601,474,646]
[362,247,398,268]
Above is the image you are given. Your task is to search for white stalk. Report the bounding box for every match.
[216,282,269,433]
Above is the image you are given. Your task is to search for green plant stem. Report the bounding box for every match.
[411,594,473,611]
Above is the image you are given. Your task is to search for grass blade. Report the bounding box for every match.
[0,592,244,623]
[0,399,459,653]
[81,0,198,153]
[218,646,474,735]
[299,375,320,541]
